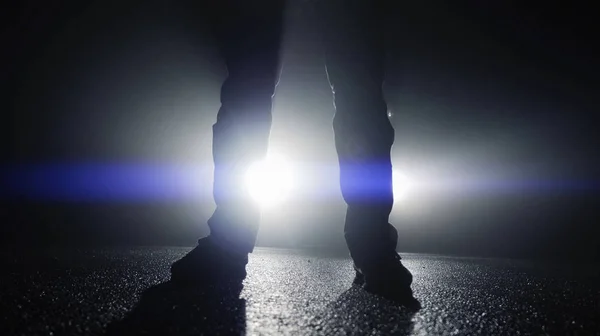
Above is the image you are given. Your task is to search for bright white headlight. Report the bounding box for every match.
[245,155,294,208]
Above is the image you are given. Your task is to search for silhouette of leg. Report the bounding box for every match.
[207,0,285,255]
[171,0,284,282]
[322,1,416,304]
[322,0,395,268]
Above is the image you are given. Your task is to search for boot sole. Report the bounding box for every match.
[352,271,365,286]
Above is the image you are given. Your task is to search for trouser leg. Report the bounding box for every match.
[207,0,285,254]
[322,0,397,266]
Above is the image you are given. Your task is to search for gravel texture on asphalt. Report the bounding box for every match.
[1,247,598,335]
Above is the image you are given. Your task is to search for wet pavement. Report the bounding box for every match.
[1,247,599,335]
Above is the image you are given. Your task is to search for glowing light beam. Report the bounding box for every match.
[245,155,294,208]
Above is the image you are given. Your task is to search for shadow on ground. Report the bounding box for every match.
[106,278,419,335]
[314,286,418,335]
[105,281,246,335]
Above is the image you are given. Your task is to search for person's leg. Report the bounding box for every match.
[321,0,415,301]
[208,0,285,255]
[322,0,395,267]
[171,0,284,282]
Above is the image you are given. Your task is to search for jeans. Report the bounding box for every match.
[204,0,396,266]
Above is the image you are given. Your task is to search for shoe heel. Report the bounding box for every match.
[352,271,365,286]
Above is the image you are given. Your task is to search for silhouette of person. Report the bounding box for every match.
[172,0,415,302]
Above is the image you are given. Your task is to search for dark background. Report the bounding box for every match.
[1,1,598,260]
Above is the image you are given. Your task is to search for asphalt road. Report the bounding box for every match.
[1,247,599,335]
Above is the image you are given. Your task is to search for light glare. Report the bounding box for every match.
[245,156,294,207]
[393,170,412,203]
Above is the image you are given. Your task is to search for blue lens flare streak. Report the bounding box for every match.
[1,163,211,201]
[1,162,597,202]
